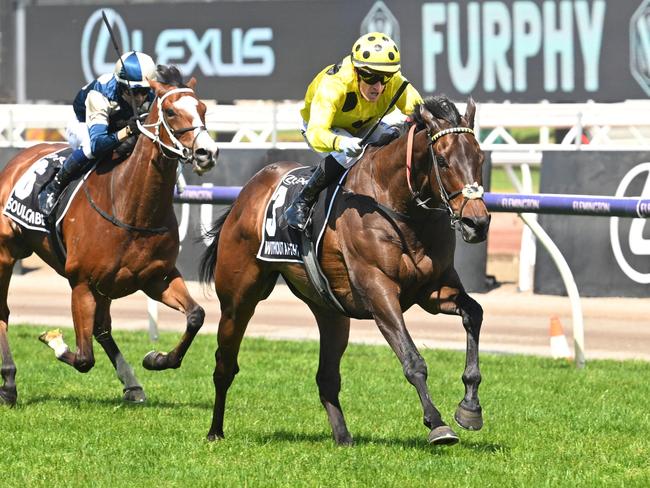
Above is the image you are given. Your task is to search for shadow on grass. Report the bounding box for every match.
[260,429,508,453]
[19,394,212,410]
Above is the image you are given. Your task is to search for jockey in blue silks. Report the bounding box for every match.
[38,51,158,217]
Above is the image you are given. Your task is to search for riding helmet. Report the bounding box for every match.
[114,51,157,88]
[350,32,401,74]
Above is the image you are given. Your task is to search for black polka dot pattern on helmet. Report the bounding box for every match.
[363,51,370,59]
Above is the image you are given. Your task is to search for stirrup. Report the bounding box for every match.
[38,190,58,217]
[285,202,312,231]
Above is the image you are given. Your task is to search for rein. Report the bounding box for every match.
[405,124,484,227]
[83,186,168,234]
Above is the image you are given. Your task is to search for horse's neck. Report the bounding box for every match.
[111,137,177,225]
[355,130,429,212]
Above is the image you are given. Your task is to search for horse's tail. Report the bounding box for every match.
[199,205,233,286]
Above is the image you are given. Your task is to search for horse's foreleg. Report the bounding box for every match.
[453,292,484,431]
[422,286,484,431]
[93,297,145,403]
[369,281,459,445]
[141,269,204,371]
[0,258,17,406]
[39,282,96,372]
[310,306,353,446]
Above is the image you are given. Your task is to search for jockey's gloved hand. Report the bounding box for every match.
[371,126,401,147]
[339,137,363,157]
[126,115,141,136]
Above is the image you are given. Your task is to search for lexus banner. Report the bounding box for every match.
[20,0,650,103]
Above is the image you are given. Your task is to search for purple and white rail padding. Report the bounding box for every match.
[174,186,650,219]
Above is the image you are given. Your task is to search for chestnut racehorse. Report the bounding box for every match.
[199,96,490,446]
[0,66,219,406]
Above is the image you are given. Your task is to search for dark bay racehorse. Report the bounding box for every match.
[199,96,490,445]
[0,66,218,406]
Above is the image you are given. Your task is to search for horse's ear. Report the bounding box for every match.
[149,79,163,95]
[187,77,197,90]
[419,104,435,126]
[464,97,476,128]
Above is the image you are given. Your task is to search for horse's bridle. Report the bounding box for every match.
[137,87,209,173]
[406,123,485,227]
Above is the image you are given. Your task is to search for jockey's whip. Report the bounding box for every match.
[101,10,139,117]
[360,79,410,145]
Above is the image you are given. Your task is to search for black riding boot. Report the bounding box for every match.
[38,148,88,217]
[285,155,345,231]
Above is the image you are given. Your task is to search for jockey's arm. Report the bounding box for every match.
[85,90,131,156]
[394,74,424,116]
[305,83,344,154]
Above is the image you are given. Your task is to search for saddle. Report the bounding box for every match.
[257,166,348,313]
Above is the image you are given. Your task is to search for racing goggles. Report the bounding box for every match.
[130,87,150,97]
[356,68,393,85]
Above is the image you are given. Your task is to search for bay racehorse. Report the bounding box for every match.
[199,96,490,446]
[0,66,219,406]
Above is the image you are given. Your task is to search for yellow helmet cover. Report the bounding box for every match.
[351,32,401,74]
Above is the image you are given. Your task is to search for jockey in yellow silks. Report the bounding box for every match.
[285,32,423,231]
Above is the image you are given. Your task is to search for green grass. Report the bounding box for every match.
[2,325,649,487]
[490,167,540,193]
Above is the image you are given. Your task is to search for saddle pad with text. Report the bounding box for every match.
[2,147,88,233]
[257,166,345,263]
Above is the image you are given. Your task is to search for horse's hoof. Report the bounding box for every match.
[334,435,354,446]
[0,388,17,407]
[207,432,224,442]
[123,386,146,404]
[428,425,460,446]
[454,404,483,431]
[38,328,62,344]
[142,351,167,370]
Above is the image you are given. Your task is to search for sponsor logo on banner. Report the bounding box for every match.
[610,162,650,284]
[361,1,400,45]
[81,8,275,83]
[630,0,650,95]
[421,0,607,94]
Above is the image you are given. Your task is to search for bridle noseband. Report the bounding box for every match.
[405,124,485,227]
[137,87,208,165]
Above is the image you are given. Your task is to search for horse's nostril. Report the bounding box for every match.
[195,148,208,157]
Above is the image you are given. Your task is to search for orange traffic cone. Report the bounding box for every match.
[549,315,571,360]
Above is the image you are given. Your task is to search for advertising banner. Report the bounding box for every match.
[22,0,650,103]
[534,150,650,297]
[0,0,15,102]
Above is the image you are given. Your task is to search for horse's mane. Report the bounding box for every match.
[155,65,187,88]
[410,96,461,130]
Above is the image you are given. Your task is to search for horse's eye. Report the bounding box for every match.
[436,155,449,168]
[165,108,176,117]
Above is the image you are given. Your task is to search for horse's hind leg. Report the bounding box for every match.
[0,254,17,406]
[141,268,204,371]
[309,306,353,445]
[207,266,278,441]
[93,297,145,403]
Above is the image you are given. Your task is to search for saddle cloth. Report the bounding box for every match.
[257,166,345,263]
[2,147,90,233]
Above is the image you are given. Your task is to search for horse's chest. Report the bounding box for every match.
[400,251,452,286]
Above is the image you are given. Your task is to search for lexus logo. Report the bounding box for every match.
[610,162,650,283]
[81,9,141,83]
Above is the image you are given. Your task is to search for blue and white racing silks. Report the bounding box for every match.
[71,73,153,156]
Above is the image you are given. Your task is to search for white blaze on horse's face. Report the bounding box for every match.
[174,95,219,173]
